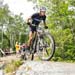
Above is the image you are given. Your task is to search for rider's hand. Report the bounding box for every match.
[44,26,48,29]
[27,22,31,25]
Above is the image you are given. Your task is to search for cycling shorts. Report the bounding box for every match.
[29,24,38,33]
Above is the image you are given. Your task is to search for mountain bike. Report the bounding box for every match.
[21,25,55,61]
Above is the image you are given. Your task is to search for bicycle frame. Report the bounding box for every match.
[31,26,46,51]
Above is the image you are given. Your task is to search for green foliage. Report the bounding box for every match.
[4,60,23,73]
[0,1,28,49]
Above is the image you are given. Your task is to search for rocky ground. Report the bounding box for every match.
[0,55,75,75]
[0,54,21,75]
[16,61,75,75]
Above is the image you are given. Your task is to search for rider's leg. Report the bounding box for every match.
[28,31,33,47]
[28,31,37,47]
[27,25,37,49]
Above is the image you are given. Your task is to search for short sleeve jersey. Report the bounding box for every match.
[31,13,46,25]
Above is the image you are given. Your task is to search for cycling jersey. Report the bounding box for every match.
[31,13,46,25]
[29,13,46,32]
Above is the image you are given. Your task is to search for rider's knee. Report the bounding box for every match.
[29,36,33,40]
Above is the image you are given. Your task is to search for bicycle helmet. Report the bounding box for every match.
[40,6,46,12]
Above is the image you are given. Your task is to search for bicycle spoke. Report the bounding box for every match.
[46,49,49,56]
[38,32,55,61]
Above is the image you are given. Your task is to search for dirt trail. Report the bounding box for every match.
[0,54,21,62]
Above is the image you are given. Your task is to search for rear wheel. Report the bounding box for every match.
[21,48,33,60]
[37,33,55,61]
[21,37,36,60]
[23,38,36,60]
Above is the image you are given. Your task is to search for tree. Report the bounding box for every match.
[0,1,28,49]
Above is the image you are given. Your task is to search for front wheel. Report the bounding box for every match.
[37,33,55,61]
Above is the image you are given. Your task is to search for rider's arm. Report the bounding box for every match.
[43,16,48,29]
[43,20,46,26]
[27,17,32,25]
[27,17,31,22]
[43,16,46,26]
[27,13,36,25]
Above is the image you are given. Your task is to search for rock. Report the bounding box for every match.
[16,61,75,75]
[0,70,4,75]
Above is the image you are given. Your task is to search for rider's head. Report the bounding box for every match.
[40,7,46,16]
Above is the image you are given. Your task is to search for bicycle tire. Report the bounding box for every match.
[38,32,55,61]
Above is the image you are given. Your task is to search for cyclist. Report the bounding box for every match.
[27,6,48,50]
